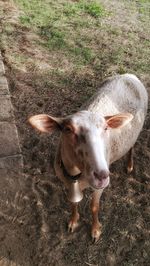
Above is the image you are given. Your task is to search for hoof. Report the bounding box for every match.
[127,165,133,174]
[68,220,79,233]
[68,213,80,233]
[91,223,102,243]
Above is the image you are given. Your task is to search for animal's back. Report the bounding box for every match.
[86,74,148,117]
[85,74,148,163]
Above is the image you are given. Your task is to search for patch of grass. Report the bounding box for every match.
[14,0,106,66]
[137,0,150,3]
[15,0,56,28]
[2,0,148,76]
[63,2,82,17]
[137,0,150,18]
[40,26,66,49]
[70,46,95,64]
[15,0,106,27]
[82,1,106,17]
[4,23,15,34]
[19,14,32,26]
[64,1,106,18]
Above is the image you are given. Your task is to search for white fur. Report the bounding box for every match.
[85,74,148,164]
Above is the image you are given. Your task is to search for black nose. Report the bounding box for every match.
[94,170,109,180]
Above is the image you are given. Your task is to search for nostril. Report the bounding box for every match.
[94,170,109,180]
[94,171,99,179]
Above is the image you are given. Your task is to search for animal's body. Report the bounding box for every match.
[86,74,148,164]
[29,74,148,242]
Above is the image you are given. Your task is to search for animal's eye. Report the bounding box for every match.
[64,126,73,133]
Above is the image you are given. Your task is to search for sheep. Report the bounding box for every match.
[29,74,148,242]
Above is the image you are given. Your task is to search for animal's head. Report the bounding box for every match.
[29,111,133,189]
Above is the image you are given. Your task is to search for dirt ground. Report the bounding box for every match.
[0,0,150,266]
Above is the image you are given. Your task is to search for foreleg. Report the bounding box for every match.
[91,189,103,242]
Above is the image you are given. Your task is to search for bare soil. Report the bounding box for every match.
[0,1,150,266]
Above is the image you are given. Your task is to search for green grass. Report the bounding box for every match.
[137,0,150,3]
[64,1,106,17]
[137,0,150,19]
[0,0,149,77]
[14,0,149,72]
[40,26,67,49]
[16,0,106,25]
[14,0,106,65]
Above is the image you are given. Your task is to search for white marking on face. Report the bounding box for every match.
[68,111,110,189]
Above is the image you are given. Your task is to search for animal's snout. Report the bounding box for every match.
[91,169,110,189]
[93,170,109,181]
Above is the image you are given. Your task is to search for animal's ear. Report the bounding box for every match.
[28,114,63,133]
[105,113,133,129]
